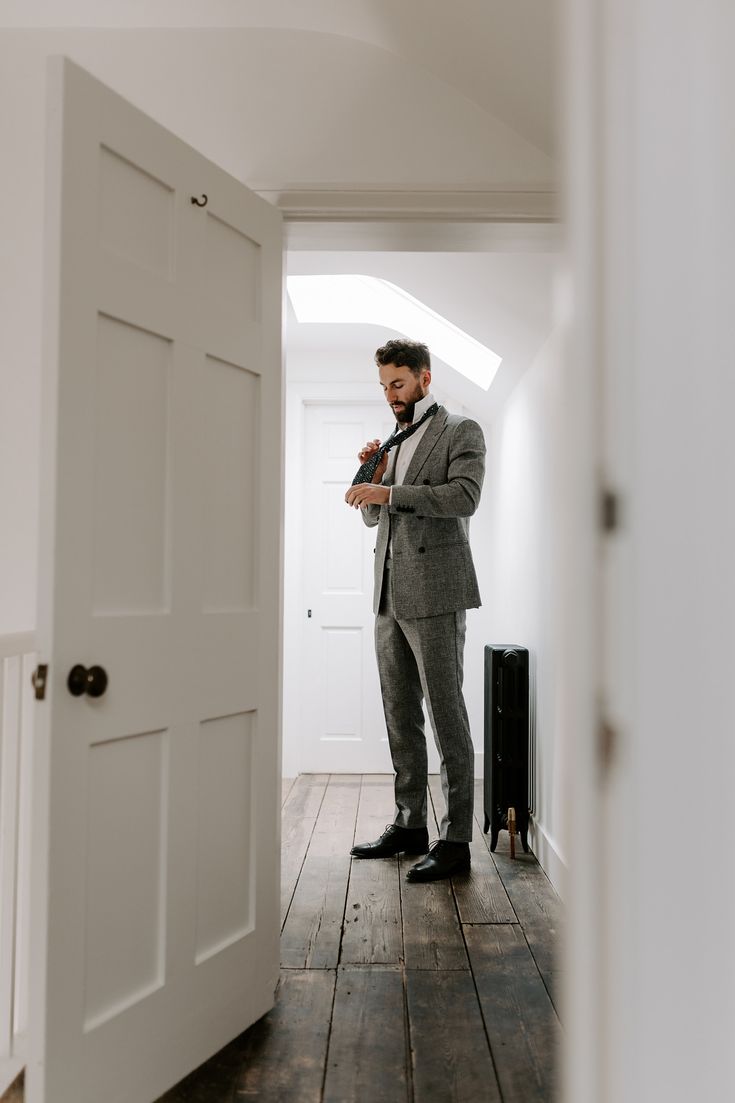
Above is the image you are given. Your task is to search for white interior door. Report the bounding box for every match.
[300,402,439,774]
[29,58,283,1103]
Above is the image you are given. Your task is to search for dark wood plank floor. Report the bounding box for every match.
[157,775,562,1103]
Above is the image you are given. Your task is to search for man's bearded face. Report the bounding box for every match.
[379,363,430,425]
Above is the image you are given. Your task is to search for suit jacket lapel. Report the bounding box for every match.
[403,406,448,485]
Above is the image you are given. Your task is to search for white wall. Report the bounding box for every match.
[0,43,46,633]
[563,2,735,1100]
[471,328,568,897]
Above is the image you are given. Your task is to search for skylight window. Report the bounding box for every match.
[287,274,502,391]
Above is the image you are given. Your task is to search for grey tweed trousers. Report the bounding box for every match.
[376,560,475,842]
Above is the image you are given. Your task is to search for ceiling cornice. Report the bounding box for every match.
[252,186,559,223]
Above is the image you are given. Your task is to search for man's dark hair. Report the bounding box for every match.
[374,339,431,376]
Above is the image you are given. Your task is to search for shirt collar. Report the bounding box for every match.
[404,391,436,427]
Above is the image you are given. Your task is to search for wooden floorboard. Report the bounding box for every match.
[485,828,564,1007]
[406,970,502,1103]
[233,969,336,1102]
[465,924,561,1103]
[160,772,562,1103]
[323,965,409,1103]
[280,773,329,926]
[281,776,360,969]
[471,779,563,1006]
[341,777,403,965]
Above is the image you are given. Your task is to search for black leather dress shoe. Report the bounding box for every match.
[351,824,429,859]
[405,840,471,882]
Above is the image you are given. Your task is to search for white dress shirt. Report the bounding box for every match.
[386,392,437,494]
[385,393,437,560]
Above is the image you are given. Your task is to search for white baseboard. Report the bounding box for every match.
[529,819,567,901]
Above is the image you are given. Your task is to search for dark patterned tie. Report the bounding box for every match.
[351,403,438,486]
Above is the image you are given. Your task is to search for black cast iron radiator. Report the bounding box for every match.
[483,645,530,854]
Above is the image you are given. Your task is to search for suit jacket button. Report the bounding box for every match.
[418,546,426,553]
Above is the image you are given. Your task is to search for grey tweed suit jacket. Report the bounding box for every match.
[362,407,485,619]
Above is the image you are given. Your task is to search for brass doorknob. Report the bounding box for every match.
[67,664,108,698]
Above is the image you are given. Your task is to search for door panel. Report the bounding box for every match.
[194,711,255,963]
[92,315,171,613]
[30,58,282,1103]
[84,729,168,1032]
[200,358,259,611]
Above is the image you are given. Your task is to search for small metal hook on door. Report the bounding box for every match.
[190,193,208,207]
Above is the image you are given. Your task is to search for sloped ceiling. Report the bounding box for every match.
[1,0,558,161]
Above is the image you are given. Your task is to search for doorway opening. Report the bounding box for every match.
[281,218,563,799]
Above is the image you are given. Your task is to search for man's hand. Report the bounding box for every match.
[347,438,390,508]
[357,439,389,483]
[357,438,381,463]
[345,483,390,509]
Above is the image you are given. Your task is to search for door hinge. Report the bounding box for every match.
[31,663,49,701]
[601,488,620,533]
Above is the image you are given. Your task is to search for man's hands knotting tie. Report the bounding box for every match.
[345,438,390,509]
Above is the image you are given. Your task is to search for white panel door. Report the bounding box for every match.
[301,403,439,774]
[29,59,282,1103]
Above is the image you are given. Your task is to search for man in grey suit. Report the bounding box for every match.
[345,339,486,882]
